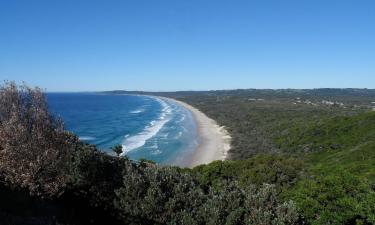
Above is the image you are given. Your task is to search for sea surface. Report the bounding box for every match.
[47,93,198,166]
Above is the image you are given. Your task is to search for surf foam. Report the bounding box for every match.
[79,136,96,141]
[130,109,145,114]
[121,97,173,155]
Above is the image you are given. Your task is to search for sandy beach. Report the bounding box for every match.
[160,97,231,167]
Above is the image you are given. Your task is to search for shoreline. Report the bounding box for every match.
[159,97,231,167]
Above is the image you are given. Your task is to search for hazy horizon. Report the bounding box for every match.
[41,87,375,94]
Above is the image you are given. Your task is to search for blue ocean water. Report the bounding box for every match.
[47,93,198,166]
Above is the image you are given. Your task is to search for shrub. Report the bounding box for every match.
[193,154,305,192]
[290,171,375,225]
[112,144,123,157]
[0,82,78,197]
[114,164,299,225]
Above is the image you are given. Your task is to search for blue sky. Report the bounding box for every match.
[0,0,374,91]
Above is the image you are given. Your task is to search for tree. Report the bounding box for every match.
[114,165,299,225]
[0,82,78,198]
[112,144,123,157]
[291,172,375,225]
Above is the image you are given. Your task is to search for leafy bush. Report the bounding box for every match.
[275,112,375,153]
[193,154,305,192]
[290,172,375,225]
[114,166,299,225]
[67,143,126,208]
[0,82,78,197]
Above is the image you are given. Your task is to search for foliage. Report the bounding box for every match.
[112,144,123,156]
[0,82,79,197]
[275,111,375,153]
[172,95,363,159]
[67,143,126,209]
[274,112,375,224]
[290,172,375,225]
[193,154,305,192]
[69,148,299,225]
[273,111,375,181]
[114,167,299,225]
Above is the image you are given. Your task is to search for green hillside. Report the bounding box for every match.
[276,111,375,180]
[277,112,375,224]
[191,112,375,225]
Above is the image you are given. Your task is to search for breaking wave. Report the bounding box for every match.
[79,136,96,141]
[121,98,172,154]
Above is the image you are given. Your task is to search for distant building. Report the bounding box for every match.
[248,98,265,101]
[335,102,345,107]
[322,100,335,106]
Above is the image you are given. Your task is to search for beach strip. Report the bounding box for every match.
[161,97,231,167]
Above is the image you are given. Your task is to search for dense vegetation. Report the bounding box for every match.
[2,85,375,224]
[188,112,375,224]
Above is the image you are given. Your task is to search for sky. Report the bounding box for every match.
[0,0,374,92]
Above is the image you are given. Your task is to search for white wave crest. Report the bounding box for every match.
[121,97,172,155]
[175,131,183,139]
[130,109,144,114]
[79,136,96,141]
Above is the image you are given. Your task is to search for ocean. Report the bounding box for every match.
[47,93,198,166]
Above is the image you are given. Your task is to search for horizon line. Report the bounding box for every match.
[45,87,375,93]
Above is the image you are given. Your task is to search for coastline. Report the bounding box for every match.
[159,97,231,167]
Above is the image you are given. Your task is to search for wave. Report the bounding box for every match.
[175,131,183,139]
[151,149,162,155]
[177,114,186,123]
[121,97,172,155]
[130,109,145,114]
[79,136,96,141]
